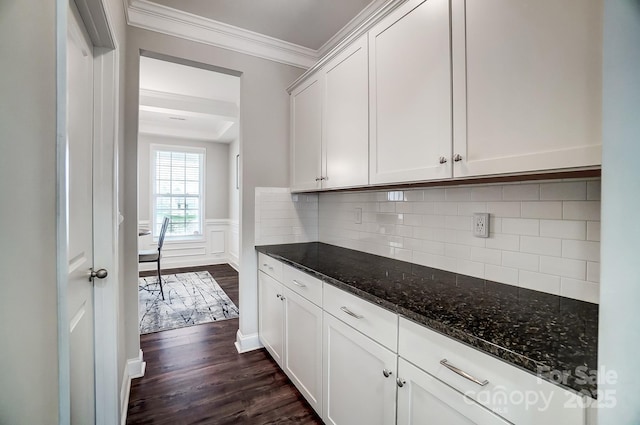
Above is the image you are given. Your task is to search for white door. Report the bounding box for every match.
[283,287,323,415]
[322,36,369,189]
[396,359,510,425]
[67,2,97,423]
[290,74,323,191]
[451,0,602,177]
[369,0,452,185]
[258,271,284,366]
[323,313,397,425]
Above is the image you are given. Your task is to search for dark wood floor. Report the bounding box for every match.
[128,264,324,425]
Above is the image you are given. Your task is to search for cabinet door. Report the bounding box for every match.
[369,0,452,185]
[291,73,323,191]
[258,271,284,366]
[451,0,602,177]
[397,359,510,425]
[323,36,369,189]
[283,288,323,415]
[323,312,397,425]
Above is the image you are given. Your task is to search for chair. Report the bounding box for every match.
[139,216,170,300]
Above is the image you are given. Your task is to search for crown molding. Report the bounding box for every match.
[125,0,319,69]
[124,0,408,72]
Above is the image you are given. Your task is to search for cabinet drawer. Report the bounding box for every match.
[282,263,323,307]
[258,253,283,282]
[323,284,398,352]
[398,318,586,425]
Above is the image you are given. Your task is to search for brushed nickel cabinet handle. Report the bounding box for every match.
[340,306,364,319]
[396,378,406,388]
[292,279,307,288]
[383,369,392,378]
[440,359,489,386]
[439,156,447,164]
[453,154,463,162]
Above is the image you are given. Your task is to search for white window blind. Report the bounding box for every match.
[151,147,205,238]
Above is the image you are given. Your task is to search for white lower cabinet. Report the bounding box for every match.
[258,271,284,366]
[323,312,397,425]
[283,287,323,414]
[258,269,323,416]
[397,358,510,425]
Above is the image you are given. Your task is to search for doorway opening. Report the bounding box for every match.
[136,54,241,336]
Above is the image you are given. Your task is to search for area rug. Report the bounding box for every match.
[138,271,239,334]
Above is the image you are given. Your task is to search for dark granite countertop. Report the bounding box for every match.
[256,242,598,397]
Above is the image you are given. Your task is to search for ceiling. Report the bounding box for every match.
[139,56,240,143]
[149,0,375,50]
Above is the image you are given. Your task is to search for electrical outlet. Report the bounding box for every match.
[473,213,489,238]
[355,207,362,224]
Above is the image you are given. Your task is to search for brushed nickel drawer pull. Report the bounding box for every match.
[440,359,489,386]
[292,279,307,288]
[340,306,364,319]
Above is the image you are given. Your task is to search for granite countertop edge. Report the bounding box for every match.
[256,244,597,398]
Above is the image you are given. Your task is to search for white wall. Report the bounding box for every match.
[599,0,640,423]
[137,134,230,220]
[0,2,58,423]
[124,26,304,359]
[318,179,601,303]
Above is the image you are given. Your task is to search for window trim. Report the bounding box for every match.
[149,143,206,241]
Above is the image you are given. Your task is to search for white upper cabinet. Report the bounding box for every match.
[451,0,603,177]
[291,73,323,191]
[322,37,369,189]
[369,0,452,185]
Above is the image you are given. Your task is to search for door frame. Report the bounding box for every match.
[56,0,120,424]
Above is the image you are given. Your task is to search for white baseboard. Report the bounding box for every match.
[234,329,263,353]
[120,349,145,425]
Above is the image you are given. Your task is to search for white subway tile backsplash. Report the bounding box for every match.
[520,236,562,256]
[485,233,520,251]
[424,188,446,201]
[587,221,600,242]
[457,259,485,279]
[562,240,600,262]
[561,278,599,303]
[470,247,502,265]
[539,256,586,280]
[503,183,540,201]
[587,262,600,283]
[563,201,601,221]
[404,190,424,202]
[502,251,539,272]
[457,202,487,216]
[485,264,519,285]
[502,218,540,236]
[540,181,587,201]
[519,270,560,295]
[521,202,563,219]
[487,202,521,217]
[311,179,600,303]
[539,220,586,240]
[586,181,601,201]
[470,185,503,201]
[434,202,458,215]
[445,187,471,201]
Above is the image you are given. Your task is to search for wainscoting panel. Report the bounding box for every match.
[138,219,239,271]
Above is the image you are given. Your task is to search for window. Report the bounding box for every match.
[151,146,205,239]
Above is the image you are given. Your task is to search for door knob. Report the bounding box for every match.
[396,378,406,388]
[383,369,393,378]
[439,156,447,164]
[453,154,463,162]
[90,268,108,281]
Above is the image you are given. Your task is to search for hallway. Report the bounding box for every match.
[127,264,322,424]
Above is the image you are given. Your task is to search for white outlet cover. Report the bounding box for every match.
[473,213,490,238]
